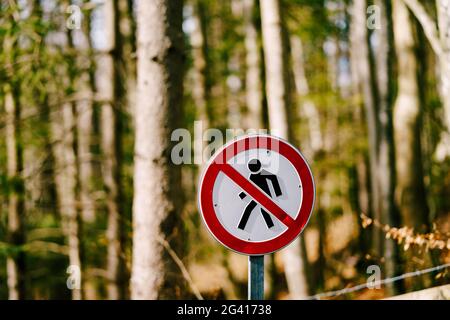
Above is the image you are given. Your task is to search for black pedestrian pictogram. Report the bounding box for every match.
[238,159,283,230]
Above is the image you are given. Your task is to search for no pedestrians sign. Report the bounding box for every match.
[198,134,315,255]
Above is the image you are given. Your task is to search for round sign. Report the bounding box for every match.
[198,134,315,255]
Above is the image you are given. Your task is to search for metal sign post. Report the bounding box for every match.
[198,134,315,300]
[248,256,264,300]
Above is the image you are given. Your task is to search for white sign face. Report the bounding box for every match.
[198,134,315,255]
[212,148,302,242]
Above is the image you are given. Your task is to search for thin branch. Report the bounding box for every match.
[156,235,204,300]
[402,0,445,59]
[23,240,69,255]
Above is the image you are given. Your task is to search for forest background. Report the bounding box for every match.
[0,0,449,300]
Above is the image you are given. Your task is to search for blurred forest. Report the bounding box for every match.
[0,0,449,300]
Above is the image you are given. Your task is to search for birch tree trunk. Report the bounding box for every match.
[119,0,137,123]
[401,0,450,160]
[97,0,125,300]
[191,0,210,128]
[291,35,322,294]
[131,0,185,299]
[349,0,381,255]
[261,0,308,299]
[4,79,26,300]
[392,0,429,230]
[291,36,323,158]
[435,0,450,159]
[51,101,82,300]
[227,0,244,130]
[76,16,95,223]
[191,0,213,166]
[4,7,26,298]
[374,0,401,295]
[243,0,263,130]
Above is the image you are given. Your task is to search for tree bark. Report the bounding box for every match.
[131,0,185,299]
[51,101,82,300]
[260,0,308,299]
[4,80,26,300]
[400,0,450,159]
[349,0,381,255]
[392,0,429,230]
[76,13,95,223]
[291,36,323,158]
[243,0,263,130]
[260,0,292,139]
[3,5,26,298]
[374,0,401,295]
[435,0,450,160]
[191,0,213,165]
[191,0,211,128]
[97,0,126,300]
[119,0,137,123]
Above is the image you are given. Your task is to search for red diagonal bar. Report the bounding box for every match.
[219,163,295,228]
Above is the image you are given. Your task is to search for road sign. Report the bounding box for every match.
[198,134,315,255]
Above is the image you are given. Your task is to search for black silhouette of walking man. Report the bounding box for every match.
[238,159,282,230]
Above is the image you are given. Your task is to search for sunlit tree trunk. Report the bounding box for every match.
[4,6,26,299]
[392,0,429,230]
[97,0,126,300]
[291,36,323,158]
[243,0,263,130]
[350,0,381,255]
[51,101,82,300]
[131,0,185,299]
[261,0,308,299]
[374,0,401,295]
[119,0,137,122]
[48,3,83,300]
[290,34,321,294]
[261,0,291,138]
[435,0,450,159]
[4,70,26,300]
[75,12,95,223]
[227,0,245,130]
[191,0,213,166]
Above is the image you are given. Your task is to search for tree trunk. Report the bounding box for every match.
[4,80,26,300]
[243,0,263,130]
[290,34,321,294]
[3,5,26,300]
[191,0,211,127]
[119,0,137,123]
[131,0,185,299]
[435,0,450,160]
[97,0,126,300]
[52,0,84,301]
[291,36,323,158]
[349,0,381,255]
[260,0,291,139]
[260,0,308,299]
[392,0,429,231]
[76,16,95,223]
[51,101,82,300]
[4,6,26,298]
[374,0,401,295]
[227,0,244,130]
[191,0,213,166]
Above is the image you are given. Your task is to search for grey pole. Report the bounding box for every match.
[248,255,264,300]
